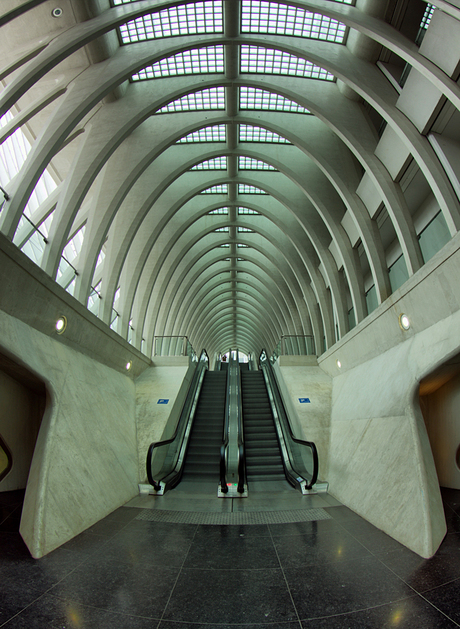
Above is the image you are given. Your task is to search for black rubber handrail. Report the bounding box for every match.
[219,348,232,494]
[146,349,208,490]
[259,349,319,490]
[236,360,246,494]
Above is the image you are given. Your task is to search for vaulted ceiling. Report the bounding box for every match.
[1,0,459,360]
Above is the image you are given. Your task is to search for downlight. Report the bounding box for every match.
[125,361,132,371]
[55,316,67,334]
[52,7,63,17]
[399,313,410,330]
[336,359,342,369]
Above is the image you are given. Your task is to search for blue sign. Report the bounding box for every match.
[157,399,169,405]
[299,398,310,403]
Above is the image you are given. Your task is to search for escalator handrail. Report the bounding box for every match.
[146,349,208,489]
[259,349,318,490]
[236,360,245,493]
[219,348,232,494]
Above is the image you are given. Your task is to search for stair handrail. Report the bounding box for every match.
[146,349,208,491]
[259,349,318,491]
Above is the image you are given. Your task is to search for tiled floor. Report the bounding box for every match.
[1,486,460,628]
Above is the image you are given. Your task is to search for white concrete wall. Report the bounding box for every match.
[273,356,332,482]
[0,309,138,558]
[421,373,460,490]
[0,370,44,491]
[318,233,460,558]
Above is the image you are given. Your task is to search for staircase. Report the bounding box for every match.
[181,371,227,483]
[241,370,286,481]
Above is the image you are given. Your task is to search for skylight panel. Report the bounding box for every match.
[132,46,224,81]
[240,87,310,113]
[239,124,291,143]
[238,184,268,194]
[215,227,229,232]
[201,184,228,194]
[237,243,250,248]
[238,206,260,214]
[219,243,230,247]
[192,156,227,170]
[239,156,276,170]
[209,206,229,214]
[420,3,435,29]
[117,1,223,44]
[241,46,334,81]
[241,1,347,43]
[156,87,225,113]
[238,227,254,232]
[179,125,226,143]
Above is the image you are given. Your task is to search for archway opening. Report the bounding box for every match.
[419,353,460,490]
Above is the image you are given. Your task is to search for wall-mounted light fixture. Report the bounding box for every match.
[399,313,410,330]
[55,316,67,334]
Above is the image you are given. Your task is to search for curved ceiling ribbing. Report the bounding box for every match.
[1,0,459,359]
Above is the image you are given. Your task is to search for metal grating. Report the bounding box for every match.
[134,507,332,525]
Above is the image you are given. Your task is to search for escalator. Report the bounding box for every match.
[180,370,227,484]
[241,370,286,482]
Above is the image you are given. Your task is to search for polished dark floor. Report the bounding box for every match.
[1,488,460,628]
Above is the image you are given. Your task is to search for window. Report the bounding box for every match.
[132,46,224,80]
[116,1,223,43]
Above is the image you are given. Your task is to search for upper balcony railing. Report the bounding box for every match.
[153,335,196,360]
[272,335,315,362]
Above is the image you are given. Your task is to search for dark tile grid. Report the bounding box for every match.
[0,490,460,628]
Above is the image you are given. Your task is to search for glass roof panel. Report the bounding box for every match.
[240,87,310,113]
[192,156,227,170]
[238,227,254,232]
[420,3,435,29]
[241,1,347,43]
[178,125,226,142]
[201,184,228,194]
[156,87,225,113]
[239,124,291,143]
[238,206,260,214]
[117,1,223,44]
[209,206,229,214]
[132,46,224,81]
[239,156,276,170]
[241,45,335,80]
[238,184,268,194]
[215,226,229,232]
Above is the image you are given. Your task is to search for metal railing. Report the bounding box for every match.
[272,335,316,362]
[153,335,196,360]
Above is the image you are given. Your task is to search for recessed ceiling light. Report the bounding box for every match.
[55,316,67,334]
[399,314,410,330]
[52,7,63,17]
[336,359,342,369]
[126,361,132,371]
